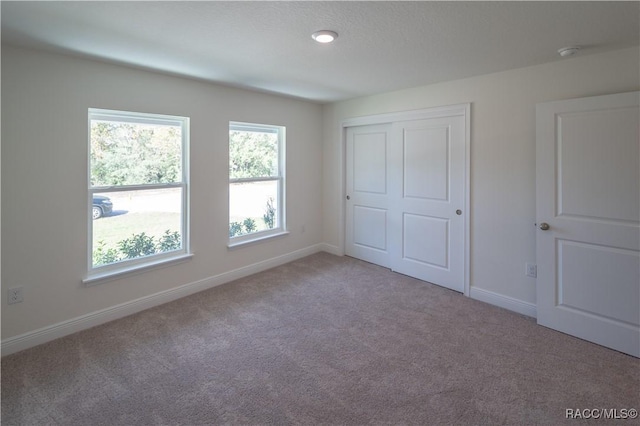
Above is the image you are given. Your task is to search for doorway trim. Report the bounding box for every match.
[339,103,471,296]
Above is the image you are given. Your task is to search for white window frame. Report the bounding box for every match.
[228,121,287,247]
[85,108,191,284]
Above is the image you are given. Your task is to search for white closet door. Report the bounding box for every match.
[345,105,468,294]
[389,116,466,292]
[345,124,393,267]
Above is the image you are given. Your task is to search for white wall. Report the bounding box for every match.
[2,46,323,341]
[3,44,639,350]
[322,47,640,310]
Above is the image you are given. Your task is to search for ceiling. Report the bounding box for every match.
[2,1,638,103]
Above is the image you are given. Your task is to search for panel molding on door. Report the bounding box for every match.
[536,91,640,357]
[343,104,470,295]
[402,213,449,268]
[389,116,465,292]
[345,124,392,267]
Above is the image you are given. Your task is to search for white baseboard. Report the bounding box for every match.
[3,247,537,356]
[2,244,327,356]
[318,243,342,256]
[469,287,537,318]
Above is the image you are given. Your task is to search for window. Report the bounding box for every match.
[87,108,189,280]
[229,122,286,245]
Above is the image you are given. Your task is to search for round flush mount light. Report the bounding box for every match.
[558,46,581,57]
[312,30,338,43]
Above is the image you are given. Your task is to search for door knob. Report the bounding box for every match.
[346,195,350,200]
[539,222,550,231]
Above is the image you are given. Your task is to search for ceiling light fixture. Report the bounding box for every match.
[557,46,581,57]
[312,30,338,43]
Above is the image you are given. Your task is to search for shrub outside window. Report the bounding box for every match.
[88,108,189,278]
[229,122,285,244]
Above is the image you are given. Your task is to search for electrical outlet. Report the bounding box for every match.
[8,287,24,304]
[525,263,537,278]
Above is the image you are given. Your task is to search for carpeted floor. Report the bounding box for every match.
[2,253,639,425]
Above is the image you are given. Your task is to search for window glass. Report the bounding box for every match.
[89,109,188,273]
[91,120,182,186]
[229,181,278,237]
[229,128,278,179]
[229,122,285,242]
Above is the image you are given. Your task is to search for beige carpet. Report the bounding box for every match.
[2,253,639,425]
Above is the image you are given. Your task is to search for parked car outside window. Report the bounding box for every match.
[92,195,113,219]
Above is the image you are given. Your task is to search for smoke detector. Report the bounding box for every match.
[558,46,581,57]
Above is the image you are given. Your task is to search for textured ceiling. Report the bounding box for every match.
[2,1,639,103]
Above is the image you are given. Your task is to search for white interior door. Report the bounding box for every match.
[536,91,640,357]
[389,117,465,292]
[345,124,392,267]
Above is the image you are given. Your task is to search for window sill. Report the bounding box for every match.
[83,253,194,286]
[228,230,289,249]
